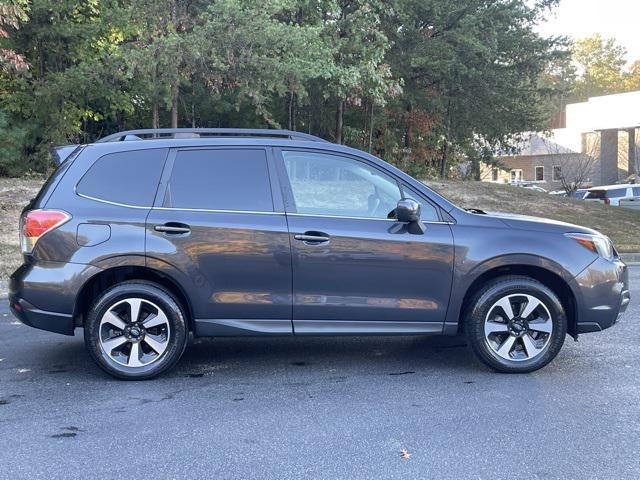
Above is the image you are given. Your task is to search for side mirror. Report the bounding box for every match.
[395,198,421,223]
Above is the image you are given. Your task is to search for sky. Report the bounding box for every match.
[536,0,640,64]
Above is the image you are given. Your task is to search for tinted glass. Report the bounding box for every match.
[633,187,640,196]
[585,190,605,200]
[33,154,75,208]
[77,148,167,206]
[166,149,273,211]
[283,151,401,219]
[606,188,627,198]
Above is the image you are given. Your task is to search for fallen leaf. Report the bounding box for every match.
[400,449,411,460]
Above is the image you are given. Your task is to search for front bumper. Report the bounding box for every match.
[9,259,102,336]
[574,256,630,333]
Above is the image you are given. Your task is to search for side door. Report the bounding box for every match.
[275,148,454,334]
[146,147,293,336]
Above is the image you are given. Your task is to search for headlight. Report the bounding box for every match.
[565,233,614,260]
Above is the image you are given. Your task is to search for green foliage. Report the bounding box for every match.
[0,110,27,176]
[572,34,628,100]
[0,0,568,178]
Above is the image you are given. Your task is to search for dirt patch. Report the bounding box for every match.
[0,177,43,289]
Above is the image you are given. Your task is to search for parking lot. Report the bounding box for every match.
[0,265,638,479]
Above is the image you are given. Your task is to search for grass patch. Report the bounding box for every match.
[426,180,640,253]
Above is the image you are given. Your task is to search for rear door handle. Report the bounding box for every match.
[154,223,191,234]
[294,232,330,243]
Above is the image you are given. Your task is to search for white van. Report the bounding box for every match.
[583,184,640,206]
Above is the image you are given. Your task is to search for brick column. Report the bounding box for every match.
[629,128,639,176]
[599,129,619,184]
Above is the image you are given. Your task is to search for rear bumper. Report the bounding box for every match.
[574,257,630,333]
[9,259,102,336]
[9,296,75,336]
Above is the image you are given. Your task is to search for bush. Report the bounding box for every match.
[0,110,28,177]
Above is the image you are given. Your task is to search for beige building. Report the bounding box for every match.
[484,91,640,190]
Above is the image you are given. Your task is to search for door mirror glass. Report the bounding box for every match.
[395,198,421,223]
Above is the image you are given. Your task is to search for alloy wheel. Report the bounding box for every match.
[483,293,553,361]
[98,298,171,367]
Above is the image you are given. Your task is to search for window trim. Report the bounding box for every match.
[274,147,445,223]
[509,169,523,182]
[534,165,544,182]
[153,146,281,213]
[75,148,169,209]
[552,165,562,182]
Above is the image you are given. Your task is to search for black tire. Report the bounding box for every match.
[464,276,567,373]
[84,281,188,380]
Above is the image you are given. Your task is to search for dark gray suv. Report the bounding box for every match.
[9,129,630,379]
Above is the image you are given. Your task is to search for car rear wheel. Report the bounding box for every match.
[465,276,567,373]
[84,281,188,380]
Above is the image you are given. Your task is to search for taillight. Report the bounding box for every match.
[20,209,71,254]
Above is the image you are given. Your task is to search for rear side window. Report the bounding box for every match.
[606,188,627,198]
[632,187,640,196]
[164,149,273,212]
[77,149,167,207]
[585,190,605,200]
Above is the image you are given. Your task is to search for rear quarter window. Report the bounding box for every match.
[76,149,168,207]
[585,190,605,200]
[606,188,628,198]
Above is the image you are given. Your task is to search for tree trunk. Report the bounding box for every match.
[152,102,159,129]
[171,83,179,128]
[368,102,375,153]
[335,99,344,144]
[472,158,481,181]
[440,142,449,179]
[405,103,413,148]
[440,98,452,179]
[288,92,296,131]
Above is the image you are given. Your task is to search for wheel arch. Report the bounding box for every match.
[73,265,194,330]
[456,263,578,338]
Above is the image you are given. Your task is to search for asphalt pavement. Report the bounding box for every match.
[0,266,638,479]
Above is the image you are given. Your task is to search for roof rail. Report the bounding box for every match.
[95,128,328,143]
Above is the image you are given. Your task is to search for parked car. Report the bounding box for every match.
[584,184,640,206]
[507,181,547,193]
[10,129,630,379]
[549,189,588,199]
[619,197,640,210]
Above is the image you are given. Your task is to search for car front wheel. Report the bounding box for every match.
[84,281,188,380]
[465,276,567,373]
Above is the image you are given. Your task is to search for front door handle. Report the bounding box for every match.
[294,231,330,243]
[154,223,191,234]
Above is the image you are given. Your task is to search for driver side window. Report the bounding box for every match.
[282,151,401,219]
